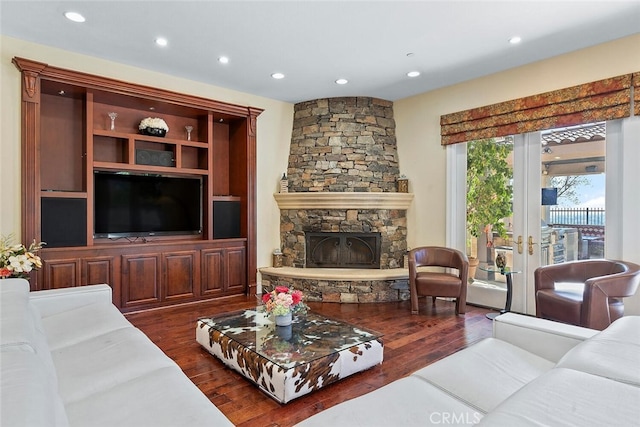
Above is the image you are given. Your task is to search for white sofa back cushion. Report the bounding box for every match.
[477,368,640,426]
[1,279,59,384]
[556,315,640,386]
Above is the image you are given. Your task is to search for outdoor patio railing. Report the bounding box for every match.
[549,207,605,226]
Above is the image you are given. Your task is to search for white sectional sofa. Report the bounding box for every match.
[0,278,232,427]
[297,312,640,426]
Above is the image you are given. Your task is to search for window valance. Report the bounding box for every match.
[440,73,636,146]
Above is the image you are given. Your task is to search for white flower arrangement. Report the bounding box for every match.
[139,117,169,131]
[0,234,45,279]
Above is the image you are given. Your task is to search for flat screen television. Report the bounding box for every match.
[94,171,202,238]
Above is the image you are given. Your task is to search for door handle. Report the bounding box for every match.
[517,236,523,254]
[528,236,537,255]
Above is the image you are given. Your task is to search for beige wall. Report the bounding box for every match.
[0,35,293,277]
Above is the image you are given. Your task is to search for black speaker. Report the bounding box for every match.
[41,197,87,248]
[213,201,241,239]
[135,148,174,167]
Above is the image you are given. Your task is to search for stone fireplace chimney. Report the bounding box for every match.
[278,97,409,269]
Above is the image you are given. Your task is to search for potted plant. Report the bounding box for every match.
[466,138,513,280]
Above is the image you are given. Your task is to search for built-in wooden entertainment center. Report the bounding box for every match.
[13,57,262,312]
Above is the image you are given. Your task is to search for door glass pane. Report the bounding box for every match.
[541,122,606,263]
[466,137,514,308]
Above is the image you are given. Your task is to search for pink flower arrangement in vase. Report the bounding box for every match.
[262,286,308,326]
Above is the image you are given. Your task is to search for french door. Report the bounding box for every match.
[447,120,625,316]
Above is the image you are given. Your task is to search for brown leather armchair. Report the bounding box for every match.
[408,247,468,315]
[535,259,640,330]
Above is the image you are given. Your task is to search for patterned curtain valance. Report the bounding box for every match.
[440,74,634,146]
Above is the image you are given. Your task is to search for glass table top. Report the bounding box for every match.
[478,263,521,275]
[198,308,383,369]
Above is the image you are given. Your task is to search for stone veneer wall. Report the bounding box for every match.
[260,274,410,303]
[287,97,399,192]
[281,97,406,270]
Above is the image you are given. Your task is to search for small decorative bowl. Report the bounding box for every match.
[141,127,167,138]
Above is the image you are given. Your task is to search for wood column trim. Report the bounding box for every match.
[13,58,46,290]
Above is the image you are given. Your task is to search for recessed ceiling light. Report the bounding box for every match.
[218,56,229,64]
[335,78,348,85]
[155,37,168,47]
[271,72,285,79]
[407,71,420,78]
[64,11,85,23]
[509,36,522,44]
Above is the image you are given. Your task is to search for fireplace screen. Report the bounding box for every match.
[305,232,381,269]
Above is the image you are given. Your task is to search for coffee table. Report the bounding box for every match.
[196,308,383,403]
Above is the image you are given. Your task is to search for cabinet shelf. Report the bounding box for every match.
[40,191,88,199]
[93,161,209,176]
[93,129,209,148]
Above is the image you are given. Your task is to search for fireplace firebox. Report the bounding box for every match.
[305,232,381,269]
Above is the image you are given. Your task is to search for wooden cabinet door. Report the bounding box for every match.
[43,258,81,289]
[121,254,161,308]
[201,248,225,296]
[163,251,198,301]
[225,246,246,293]
[82,256,115,286]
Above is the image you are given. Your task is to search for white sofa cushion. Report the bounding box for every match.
[295,376,483,427]
[556,316,640,386]
[1,278,37,351]
[51,327,177,403]
[1,279,59,386]
[65,366,233,427]
[0,351,69,427]
[41,301,133,351]
[477,368,640,426]
[492,312,597,362]
[412,337,554,413]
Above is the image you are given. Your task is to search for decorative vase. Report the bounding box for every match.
[275,311,292,327]
[275,324,292,341]
[468,256,479,283]
[141,127,167,138]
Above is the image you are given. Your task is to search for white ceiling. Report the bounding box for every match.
[1,1,639,104]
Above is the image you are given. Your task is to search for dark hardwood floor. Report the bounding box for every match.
[126,297,494,426]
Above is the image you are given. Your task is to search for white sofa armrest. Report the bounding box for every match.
[493,313,598,362]
[29,284,113,318]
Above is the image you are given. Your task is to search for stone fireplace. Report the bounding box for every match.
[306,232,381,269]
[260,97,412,303]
